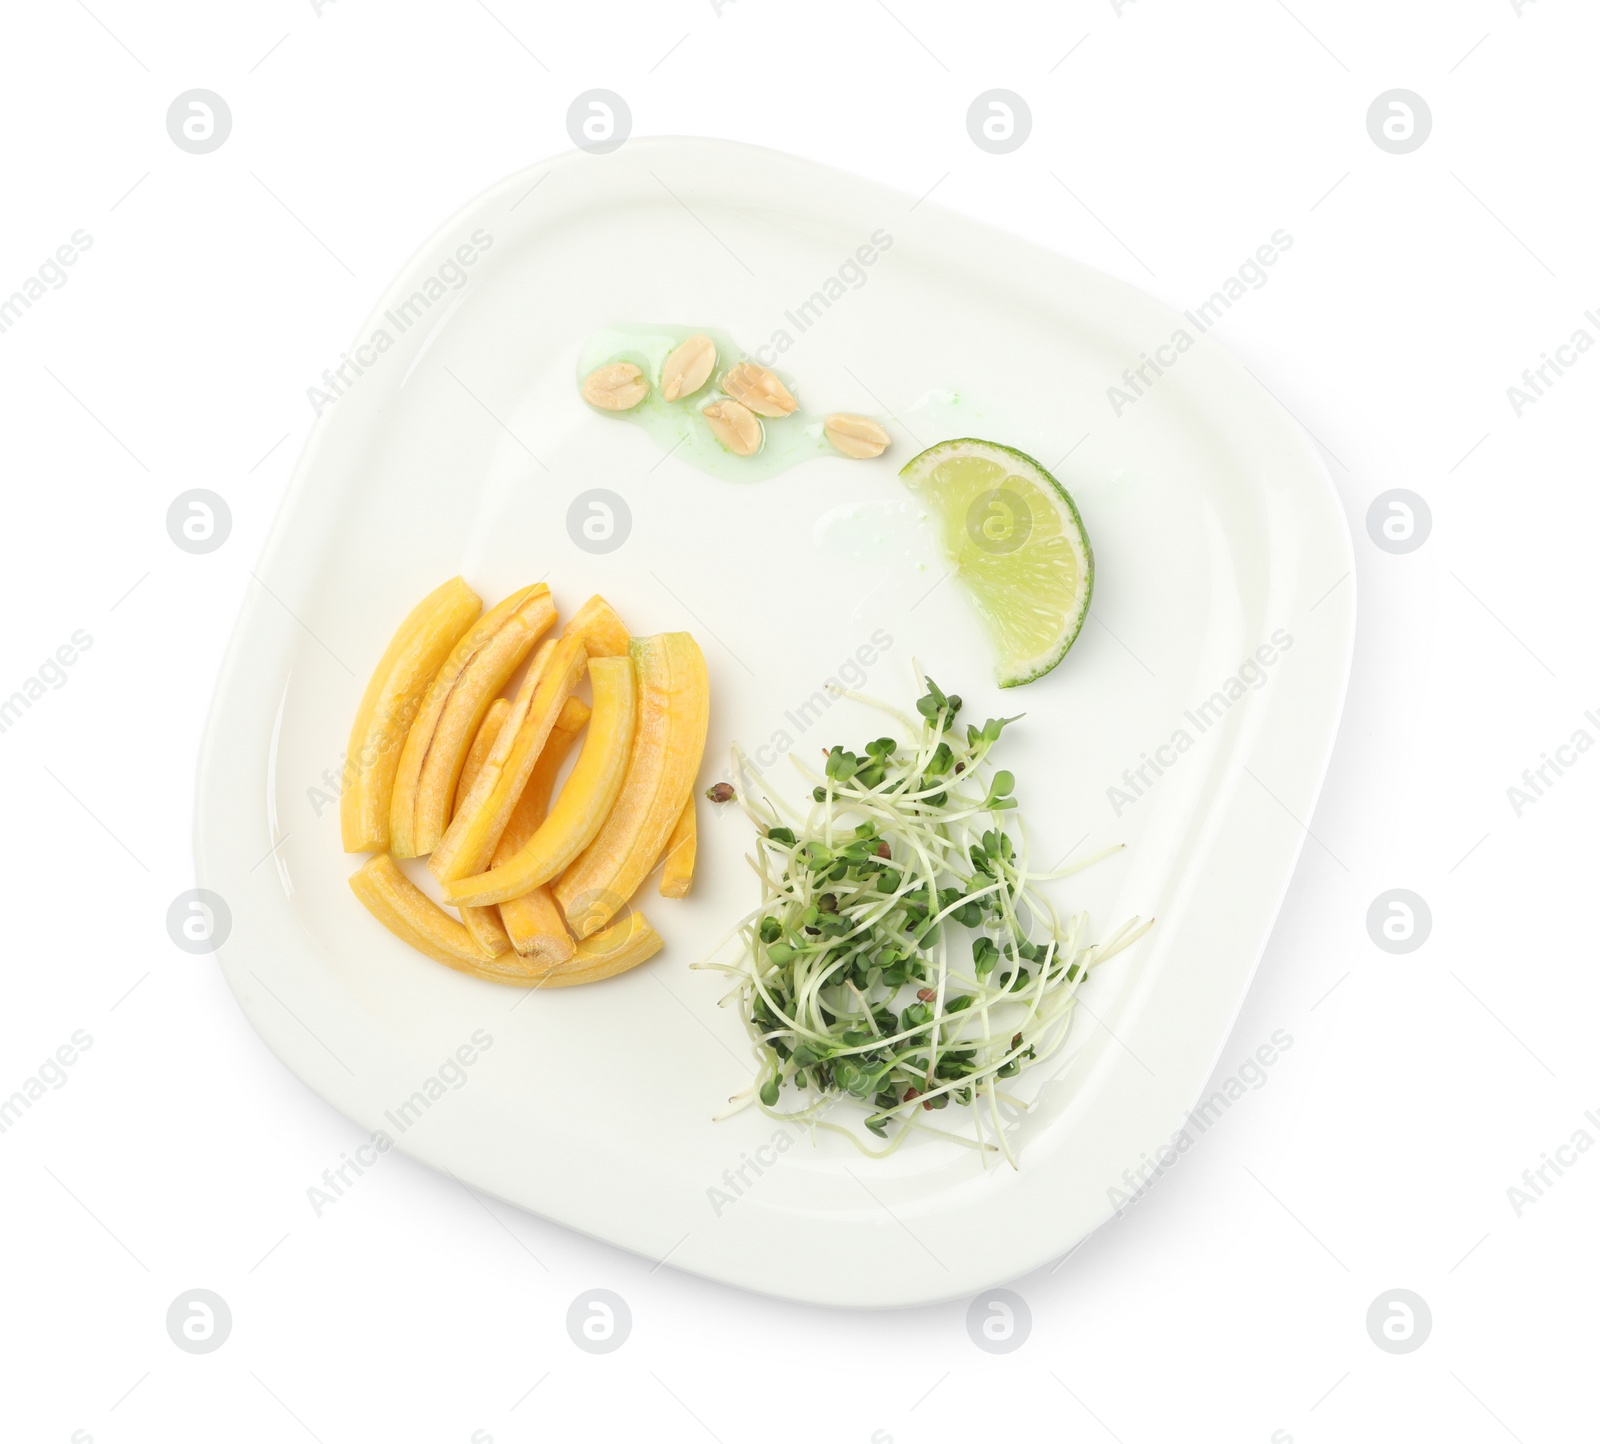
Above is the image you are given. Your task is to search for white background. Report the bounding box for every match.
[1,1,1594,1440]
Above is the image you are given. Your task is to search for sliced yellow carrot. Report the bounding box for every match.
[561,594,631,658]
[494,695,589,961]
[528,910,663,987]
[443,656,636,908]
[349,854,536,981]
[451,688,588,960]
[459,901,513,956]
[342,577,481,853]
[452,697,518,955]
[425,636,552,871]
[453,697,510,818]
[658,795,696,898]
[453,697,509,821]
[555,633,709,937]
[500,888,576,965]
[430,632,589,884]
[390,584,556,857]
[495,695,590,856]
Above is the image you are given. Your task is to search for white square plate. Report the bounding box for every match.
[196,138,1354,1307]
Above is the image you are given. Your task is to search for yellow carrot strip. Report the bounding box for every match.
[495,696,589,961]
[393,585,557,857]
[453,697,510,820]
[658,794,696,898]
[349,854,535,981]
[425,636,552,870]
[342,577,481,852]
[459,901,513,956]
[351,859,655,988]
[453,697,520,955]
[500,889,576,965]
[387,584,549,857]
[555,633,709,937]
[496,696,590,856]
[430,632,589,883]
[561,594,631,658]
[527,910,663,987]
[444,656,636,908]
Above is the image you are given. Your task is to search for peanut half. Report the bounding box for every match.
[721,361,798,418]
[701,398,763,456]
[660,334,716,402]
[581,362,649,411]
[823,413,891,459]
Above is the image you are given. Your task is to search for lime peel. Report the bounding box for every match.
[898,438,1094,688]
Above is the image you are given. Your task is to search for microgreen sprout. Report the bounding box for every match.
[697,671,1153,1166]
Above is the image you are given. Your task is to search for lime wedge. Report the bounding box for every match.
[899,438,1094,688]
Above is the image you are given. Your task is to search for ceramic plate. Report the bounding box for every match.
[196,137,1354,1307]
